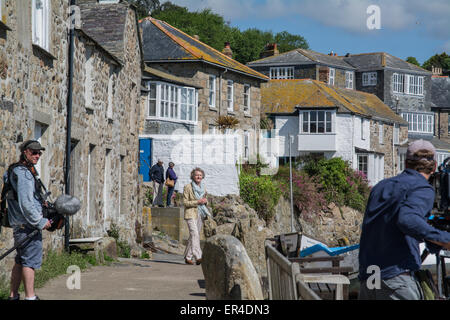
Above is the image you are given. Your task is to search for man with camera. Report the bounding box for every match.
[3,140,51,300]
[358,139,450,300]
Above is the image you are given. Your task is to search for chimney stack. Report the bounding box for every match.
[222,42,233,58]
[432,66,443,76]
[260,43,280,59]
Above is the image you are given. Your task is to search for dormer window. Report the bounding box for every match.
[328,68,335,85]
[270,67,294,79]
[363,72,377,86]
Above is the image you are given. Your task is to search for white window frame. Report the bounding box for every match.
[394,124,399,145]
[146,81,197,124]
[357,154,368,177]
[107,67,115,120]
[243,84,251,114]
[398,153,405,173]
[401,112,434,134]
[301,110,333,134]
[270,66,294,79]
[361,118,365,140]
[227,80,234,112]
[328,68,335,86]
[345,71,354,89]
[0,0,5,24]
[363,72,377,86]
[378,122,384,145]
[208,75,216,108]
[32,0,50,51]
[393,73,404,93]
[405,75,424,96]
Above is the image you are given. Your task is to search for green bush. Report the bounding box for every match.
[239,173,281,222]
[303,157,370,211]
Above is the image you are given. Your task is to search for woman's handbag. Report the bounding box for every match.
[165,178,175,187]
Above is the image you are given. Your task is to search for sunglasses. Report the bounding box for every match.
[31,151,42,156]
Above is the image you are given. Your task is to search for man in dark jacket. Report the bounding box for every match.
[165,162,178,207]
[359,139,450,300]
[149,159,164,207]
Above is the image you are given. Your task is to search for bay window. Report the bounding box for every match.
[401,112,433,134]
[147,81,197,123]
[302,110,333,133]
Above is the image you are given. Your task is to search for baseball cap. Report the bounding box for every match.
[20,140,46,152]
[406,139,436,161]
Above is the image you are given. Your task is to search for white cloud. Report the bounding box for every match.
[168,0,450,38]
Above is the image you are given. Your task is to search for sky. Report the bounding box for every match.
[167,0,450,65]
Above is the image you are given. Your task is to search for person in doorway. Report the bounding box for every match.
[183,168,211,265]
[165,162,177,207]
[358,139,450,300]
[3,140,51,300]
[149,159,164,207]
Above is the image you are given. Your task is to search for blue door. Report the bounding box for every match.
[139,138,152,182]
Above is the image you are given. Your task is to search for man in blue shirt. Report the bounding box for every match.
[149,159,164,207]
[359,139,450,300]
[4,140,51,301]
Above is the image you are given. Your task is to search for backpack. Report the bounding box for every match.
[0,163,45,230]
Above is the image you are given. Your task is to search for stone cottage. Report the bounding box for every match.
[138,17,269,196]
[70,0,143,240]
[431,75,450,164]
[0,0,143,280]
[261,79,408,185]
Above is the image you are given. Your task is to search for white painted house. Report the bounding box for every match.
[261,79,408,185]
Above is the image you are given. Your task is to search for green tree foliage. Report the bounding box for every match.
[422,52,450,71]
[406,56,420,66]
[141,1,309,64]
[129,0,161,19]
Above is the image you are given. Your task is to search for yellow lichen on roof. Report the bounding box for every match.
[147,18,268,80]
[261,79,407,124]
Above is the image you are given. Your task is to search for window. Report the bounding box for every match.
[401,112,433,134]
[270,67,294,79]
[363,72,377,86]
[227,80,234,112]
[103,149,112,221]
[393,73,404,93]
[302,111,333,133]
[405,75,424,96]
[358,154,368,176]
[208,75,216,108]
[394,124,399,144]
[360,118,365,140]
[107,67,115,120]
[345,71,354,89]
[147,81,197,123]
[378,122,384,145]
[32,0,50,51]
[85,48,94,110]
[0,0,5,24]
[243,84,251,114]
[328,68,335,85]
[148,83,156,116]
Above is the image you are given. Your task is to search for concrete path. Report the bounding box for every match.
[37,253,206,300]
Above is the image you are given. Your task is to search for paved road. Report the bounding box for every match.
[37,253,206,300]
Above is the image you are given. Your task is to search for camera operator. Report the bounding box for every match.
[358,139,450,300]
[3,140,51,301]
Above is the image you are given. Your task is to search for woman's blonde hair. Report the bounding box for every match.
[190,167,205,180]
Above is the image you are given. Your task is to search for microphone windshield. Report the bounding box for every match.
[54,194,81,216]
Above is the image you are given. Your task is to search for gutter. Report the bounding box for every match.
[64,0,76,252]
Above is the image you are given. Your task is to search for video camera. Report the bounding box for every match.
[429,157,450,232]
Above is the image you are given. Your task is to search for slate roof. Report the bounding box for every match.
[431,76,450,109]
[142,66,202,89]
[79,1,132,64]
[248,49,355,70]
[139,17,268,81]
[343,52,431,75]
[261,79,407,125]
